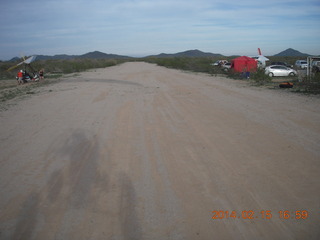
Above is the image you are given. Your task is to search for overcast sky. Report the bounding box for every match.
[0,0,319,60]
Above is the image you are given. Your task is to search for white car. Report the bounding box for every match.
[295,60,308,69]
[211,60,228,66]
[221,62,231,71]
[265,65,297,77]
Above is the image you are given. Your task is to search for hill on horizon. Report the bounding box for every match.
[7,48,315,62]
[79,51,131,59]
[8,49,223,61]
[147,49,223,58]
[9,51,131,61]
[273,48,310,57]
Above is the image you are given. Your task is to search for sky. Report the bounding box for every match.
[0,0,320,60]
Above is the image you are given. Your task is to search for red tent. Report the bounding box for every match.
[231,56,257,72]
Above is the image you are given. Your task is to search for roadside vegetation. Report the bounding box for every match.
[293,72,320,94]
[144,56,320,94]
[1,56,319,101]
[0,58,131,104]
[143,56,232,75]
[0,58,129,80]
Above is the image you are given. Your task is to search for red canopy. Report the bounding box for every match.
[231,56,257,72]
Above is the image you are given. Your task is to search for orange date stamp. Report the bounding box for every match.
[211,210,309,220]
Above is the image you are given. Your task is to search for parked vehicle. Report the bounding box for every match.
[265,65,297,77]
[211,60,228,66]
[295,60,308,69]
[221,62,231,71]
[270,62,293,68]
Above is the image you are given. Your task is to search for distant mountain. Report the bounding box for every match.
[9,57,21,62]
[9,51,131,61]
[8,49,223,61]
[79,51,130,59]
[274,48,310,57]
[148,49,223,58]
[35,54,77,60]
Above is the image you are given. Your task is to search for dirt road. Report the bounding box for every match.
[0,62,319,239]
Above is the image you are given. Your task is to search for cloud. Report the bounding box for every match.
[0,0,319,59]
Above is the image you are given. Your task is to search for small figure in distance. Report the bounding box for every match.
[39,69,44,80]
[17,70,24,84]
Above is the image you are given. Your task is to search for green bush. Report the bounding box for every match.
[250,68,272,85]
[295,72,320,94]
[143,57,228,75]
[0,58,127,79]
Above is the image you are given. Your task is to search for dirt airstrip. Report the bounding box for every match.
[0,62,319,239]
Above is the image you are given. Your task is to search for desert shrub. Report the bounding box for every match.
[0,61,20,79]
[1,58,127,79]
[143,57,228,75]
[225,70,242,80]
[295,72,320,94]
[250,68,272,85]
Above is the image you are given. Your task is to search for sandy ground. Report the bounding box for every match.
[0,62,319,240]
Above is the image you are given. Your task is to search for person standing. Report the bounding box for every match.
[17,70,24,84]
[39,69,44,80]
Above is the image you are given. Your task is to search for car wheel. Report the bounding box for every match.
[289,72,295,76]
[268,72,274,77]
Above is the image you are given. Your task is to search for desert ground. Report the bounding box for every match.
[0,62,319,239]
